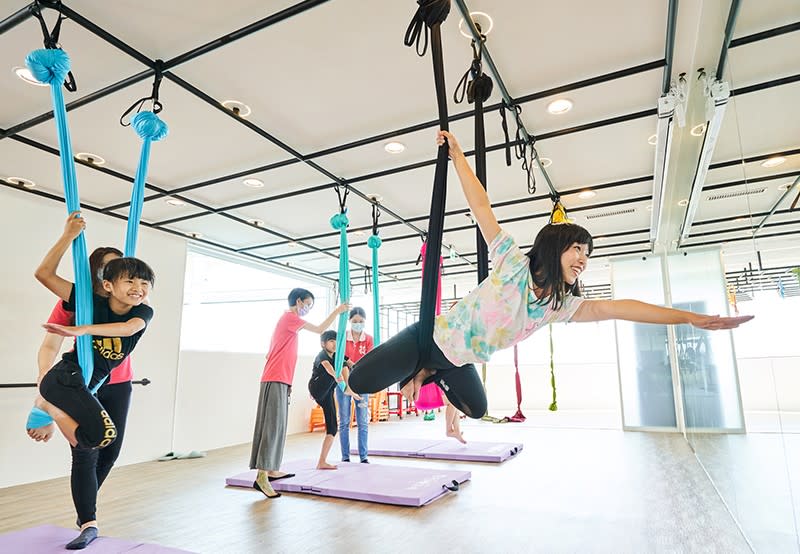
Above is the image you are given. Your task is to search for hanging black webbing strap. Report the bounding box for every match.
[404,0,451,360]
[453,33,493,283]
[30,0,76,91]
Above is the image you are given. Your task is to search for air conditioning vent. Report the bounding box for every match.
[706,187,766,201]
[586,208,635,220]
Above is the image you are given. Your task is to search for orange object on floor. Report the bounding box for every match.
[370,390,389,422]
[309,404,326,432]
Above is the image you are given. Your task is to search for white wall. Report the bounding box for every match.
[0,187,186,488]
[172,352,317,453]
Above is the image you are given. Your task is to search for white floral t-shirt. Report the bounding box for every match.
[433,229,584,365]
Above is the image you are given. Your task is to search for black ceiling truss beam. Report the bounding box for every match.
[241,174,655,252]
[270,194,652,263]
[159,107,658,232]
[686,218,800,241]
[2,3,797,279]
[140,73,795,233]
[250,152,799,255]
[6,133,395,280]
[0,178,333,283]
[729,21,800,49]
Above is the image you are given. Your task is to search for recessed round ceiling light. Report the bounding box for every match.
[186,232,203,239]
[248,218,264,227]
[458,12,494,39]
[165,198,186,207]
[677,199,689,206]
[221,100,251,117]
[75,152,106,166]
[539,157,553,168]
[13,66,48,87]
[384,141,406,154]
[761,156,786,168]
[7,176,36,189]
[578,190,596,199]
[243,178,264,188]
[546,98,573,115]
[690,123,706,137]
[647,134,658,145]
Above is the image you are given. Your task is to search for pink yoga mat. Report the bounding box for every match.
[226,459,470,507]
[0,525,193,553]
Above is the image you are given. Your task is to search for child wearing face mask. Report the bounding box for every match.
[337,307,374,463]
[249,288,349,499]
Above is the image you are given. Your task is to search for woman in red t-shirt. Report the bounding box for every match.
[250,288,349,498]
[28,246,137,536]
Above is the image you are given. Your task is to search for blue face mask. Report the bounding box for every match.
[351,322,365,333]
[298,303,311,317]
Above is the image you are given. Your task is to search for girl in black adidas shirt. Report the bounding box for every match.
[34,213,155,451]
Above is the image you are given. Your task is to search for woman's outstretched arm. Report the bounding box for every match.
[572,299,753,330]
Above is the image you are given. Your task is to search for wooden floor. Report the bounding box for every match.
[0,419,754,553]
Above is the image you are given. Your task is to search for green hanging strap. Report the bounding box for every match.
[330,186,350,391]
[548,323,558,411]
[367,202,382,346]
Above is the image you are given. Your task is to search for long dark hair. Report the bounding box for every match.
[525,223,593,310]
[89,247,123,294]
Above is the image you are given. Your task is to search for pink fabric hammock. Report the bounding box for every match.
[415,241,446,411]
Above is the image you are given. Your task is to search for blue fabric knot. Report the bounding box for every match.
[132,111,169,141]
[25,49,71,85]
[26,406,53,429]
[330,212,349,229]
[367,235,382,249]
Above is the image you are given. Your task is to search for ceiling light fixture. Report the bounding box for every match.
[578,190,596,199]
[165,198,186,206]
[677,198,689,206]
[221,100,251,117]
[75,152,106,166]
[6,176,36,189]
[384,141,406,154]
[761,156,786,168]
[243,178,264,188]
[690,123,706,136]
[458,11,494,39]
[680,73,730,241]
[546,98,573,115]
[539,157,553,168]
[13,66,48,87]
[651,74,688,243]
[367,193,383,203]
[647,134,658,146]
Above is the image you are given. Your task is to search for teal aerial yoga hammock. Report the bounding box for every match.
[25,48,167,429]
[367,203,382,346]
[330,187,350,390]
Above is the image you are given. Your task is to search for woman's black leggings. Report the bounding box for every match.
[309,377,338,436]
[71,381,132,524]
[39,360,117,449]
[349,323,487,419]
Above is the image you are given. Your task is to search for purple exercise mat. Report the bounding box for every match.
[226,460,470,507]
[0,525,193,553]
[355,437,523,463]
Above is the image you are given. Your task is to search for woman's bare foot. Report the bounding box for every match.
[317,462,337,470]
[27,423,55,442]
[446,428,467,444]
[400,368,436,402]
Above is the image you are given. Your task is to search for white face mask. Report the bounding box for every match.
[351,322,365,333]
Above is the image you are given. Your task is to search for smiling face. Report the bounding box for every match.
[103,275,151,308]
[560,242,591,286]
[323,338,337,355]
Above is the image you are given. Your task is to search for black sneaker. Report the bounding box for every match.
[342,458,351,463]
[360,459,369,464]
